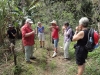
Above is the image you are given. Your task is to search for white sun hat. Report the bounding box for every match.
[25,18,33,24]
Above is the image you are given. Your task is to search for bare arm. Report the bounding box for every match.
[62,26,65,34]
[11,32,16,37]
[72,31,84,41]
[25,30,35,37]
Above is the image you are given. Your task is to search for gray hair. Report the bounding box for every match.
[79,17,89,27]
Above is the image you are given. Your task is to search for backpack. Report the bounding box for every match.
[67,27,74,41]
[85,28,99,52]
[71,29,74,41]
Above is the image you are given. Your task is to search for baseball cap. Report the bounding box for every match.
[8,24,13,27]
[25,18,33,24]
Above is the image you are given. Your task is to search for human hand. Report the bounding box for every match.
[51,25,55,28]
[32,30,36,34]
[48,26,54,29]
[75,26,79,32]
[11,32,15,37]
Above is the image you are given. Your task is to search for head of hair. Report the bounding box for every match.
[64,22,69,26]
[79,17,89,27]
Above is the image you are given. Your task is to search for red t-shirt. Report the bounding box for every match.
[21,24,35,46]
[51,26,59,39]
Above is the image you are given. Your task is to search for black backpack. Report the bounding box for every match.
[85,28,96,52]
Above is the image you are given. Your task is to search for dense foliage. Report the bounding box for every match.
[0,0,100,43]
[0,0,100,75]
[34,0,98,26]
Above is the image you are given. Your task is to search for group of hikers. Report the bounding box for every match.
[7,17,97,75]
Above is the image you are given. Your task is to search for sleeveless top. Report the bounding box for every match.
[37,26,44,33]
[77,29,88,46]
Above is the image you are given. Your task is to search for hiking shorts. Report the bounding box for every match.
[54,39,59,48]
[38,33,45,41]
[9,39,15,45]
[75,45,88,65]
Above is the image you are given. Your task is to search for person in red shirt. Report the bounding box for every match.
[50,20,59,57]
[21,18,36,63]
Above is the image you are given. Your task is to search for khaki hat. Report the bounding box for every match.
[50,20,57,24]
[25,18,33,24]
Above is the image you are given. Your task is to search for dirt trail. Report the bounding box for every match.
[0,36,76,75]
[44,40,73,75]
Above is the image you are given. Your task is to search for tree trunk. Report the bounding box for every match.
[0,28,4,45]
[0,31,2,44]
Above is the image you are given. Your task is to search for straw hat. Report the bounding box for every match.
[8,24,13,27]
[50,20,57,24]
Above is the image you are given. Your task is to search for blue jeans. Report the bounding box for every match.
[54,39,59,48]
[24,46,34,61]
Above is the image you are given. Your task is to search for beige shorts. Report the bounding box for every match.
[38,33,45,41]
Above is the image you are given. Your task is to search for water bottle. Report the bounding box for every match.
[94,43,99,49]
[89,37,92,42]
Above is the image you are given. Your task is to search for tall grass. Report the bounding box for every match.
[0,24,100,75]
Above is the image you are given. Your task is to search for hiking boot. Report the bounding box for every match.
[26,61,32,63]
[63,58,70,61]
[52,52,57,58]
[66,58,70,60]
[30,57,36,60]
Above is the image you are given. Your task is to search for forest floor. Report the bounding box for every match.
[0,33,100,75]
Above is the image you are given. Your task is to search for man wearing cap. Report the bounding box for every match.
[36,22,45,48]
[21,18,36,63]
[7,24,16,46]
[50,20,59,58]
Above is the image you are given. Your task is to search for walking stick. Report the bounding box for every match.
[34,28,38,51]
